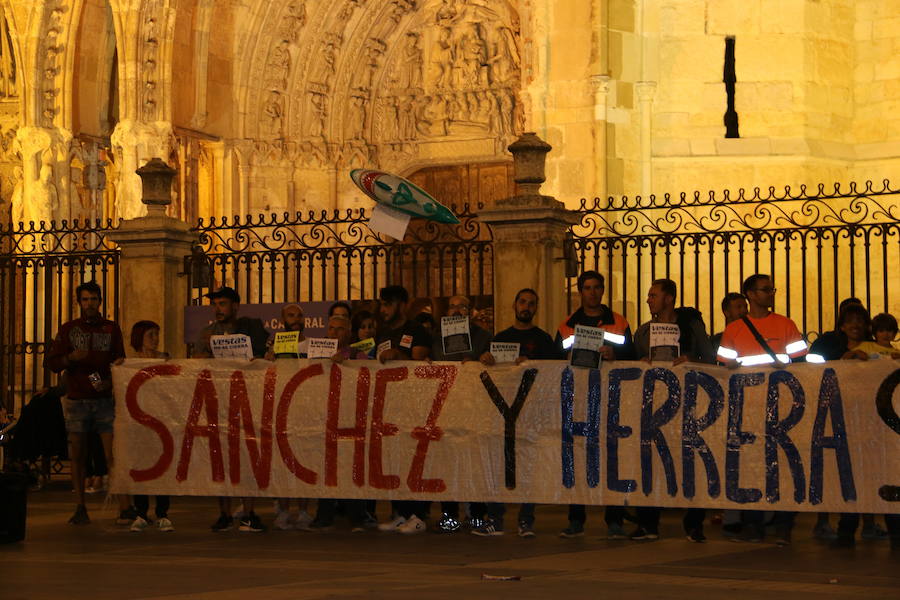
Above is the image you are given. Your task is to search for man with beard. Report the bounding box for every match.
[193,286,269,533]
[374,285,432,535]
[474,288,558,537]
[46,281,127,525]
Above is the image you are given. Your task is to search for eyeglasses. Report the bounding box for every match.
[753,287,776,293]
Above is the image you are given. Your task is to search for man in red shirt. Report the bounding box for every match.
[46,281,126,525]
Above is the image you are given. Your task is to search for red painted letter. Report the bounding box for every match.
[275,363,322,484]
[407,365,456,493]
[368,367,407,489]
[176,369,225,482]
[125,364,181,482]
[325,364,369,487]
[227,368,276,488]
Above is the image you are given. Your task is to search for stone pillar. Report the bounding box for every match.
[635,81,657,196]
[110,120,175,220]
[109,158,197,358]
[478,133,578,334]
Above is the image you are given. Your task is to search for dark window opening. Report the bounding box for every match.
[723,36,739,138]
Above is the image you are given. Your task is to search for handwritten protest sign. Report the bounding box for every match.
[112,359,900,513]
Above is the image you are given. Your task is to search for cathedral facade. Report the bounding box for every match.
[0,0,897,225]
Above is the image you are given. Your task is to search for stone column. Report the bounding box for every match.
[478,133,579,334]
[109,158,197,358]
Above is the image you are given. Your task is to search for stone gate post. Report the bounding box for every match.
[479,133,578,335]
[108,159,197,358]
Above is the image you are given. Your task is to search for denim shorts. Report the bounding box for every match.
[62,397,115,434]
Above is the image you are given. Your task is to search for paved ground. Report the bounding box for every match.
[1,484,897,599]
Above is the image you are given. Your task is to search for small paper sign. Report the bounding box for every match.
[377,340,392,358]
[368,204,412,240]
[570,325,605,369]
[491,342,520,363]
[307,337,339,359]
[351,337,376,353]
[649,323,681,362]
[210,334,253,360]
[273,331,301,356]
[441,315,472,355]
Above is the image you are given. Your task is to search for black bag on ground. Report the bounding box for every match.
[0,470,28,543]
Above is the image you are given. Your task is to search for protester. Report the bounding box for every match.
[128,320,174,533]
[806,297,864,363]
[849,312,900,359]
[45,281,129,526]
[555,271,634,539]
[631,279,712,542]
[476,288,558,538]
[351,310,378,358]
[716,274,807,545]
[268,303,312,530]
[710,292,748,353]
[266,303,309,361]
[328,301,352,320]
[428,295,492,533]
[192,286,269,533]
[304,314,371,533]
[374,285,432,534]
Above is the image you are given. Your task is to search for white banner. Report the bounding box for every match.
[111,359,900,513]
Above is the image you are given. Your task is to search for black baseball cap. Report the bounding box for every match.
[204,286,240,303]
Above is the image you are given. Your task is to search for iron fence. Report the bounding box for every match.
[0,220,120,417]
[567,180,900,340]
[184,203,493,309]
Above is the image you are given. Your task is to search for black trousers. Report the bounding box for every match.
[134,495,170,519]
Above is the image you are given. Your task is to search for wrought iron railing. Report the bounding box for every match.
[0,219,120,416]
[185,204,493,306]
[568,180,900,340]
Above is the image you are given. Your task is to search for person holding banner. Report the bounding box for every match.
[710,292,748,356]
[46,281,129,526]
[305,314,371,532]
[716,274,807,545]
[555,271,634,539]
[266,303,313,531]
[476,288,559,537]
[192,286,270,533]
[127,320,175,533]
[631,279,712,542]
[351,310,378,358]
[374,285,432,535]
[429,295,492,533]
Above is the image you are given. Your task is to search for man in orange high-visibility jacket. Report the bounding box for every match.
[716,273,807,545]
[554,271,635,540]
[716,274,807,367]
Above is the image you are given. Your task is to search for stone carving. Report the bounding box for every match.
[10,165,23,224]
[360,38,386,90]
[40,4,66,125]
[487,24,519,85]
[263,91,285,137]
[307,91,327,139]
[0,15,16,98]
[429,27,454,89]
[457,24,487,88]
[278,1,307,44]
[345,93,368,140]
[395,32,423,91]
[142,1,162,121]
[266,41,292,91]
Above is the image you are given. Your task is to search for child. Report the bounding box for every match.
[850,312,900,359]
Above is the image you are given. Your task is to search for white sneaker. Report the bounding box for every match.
[157,517,174,532]
[273,511,293,531]
[378,515,407,532]
[398,515,427,535]
[130,516,149,532]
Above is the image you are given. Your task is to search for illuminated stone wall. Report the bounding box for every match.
[0,0,899,224]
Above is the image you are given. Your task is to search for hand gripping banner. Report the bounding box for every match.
[111,359,900,513]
